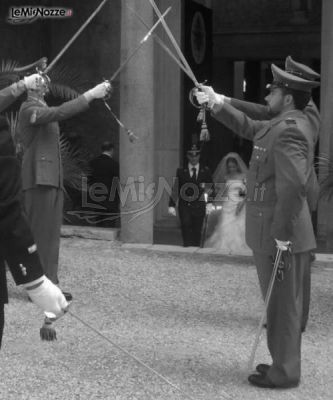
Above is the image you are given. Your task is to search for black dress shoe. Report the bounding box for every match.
[256,363,270,375]
[62,291,73,302]
[248,373,276,388]
[249,373,299,389]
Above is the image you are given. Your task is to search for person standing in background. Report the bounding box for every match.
[168,144,214,247]
[89,141,120,227]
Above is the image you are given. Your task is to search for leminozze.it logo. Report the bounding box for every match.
[7,6,73,24]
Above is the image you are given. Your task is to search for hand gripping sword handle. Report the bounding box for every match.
[247,247,283,372]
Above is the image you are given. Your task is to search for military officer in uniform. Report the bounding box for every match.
[195,64,319,388]
[220,56,320,333]
[17,75,111,298]
[168,144,214,247]
[0,110,68,349]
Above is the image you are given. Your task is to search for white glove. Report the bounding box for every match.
[23,73,45,90]
[194,85,224,108]
[275,239,291,251]
[206,203,215,214]
[84,81,111,100]
[24,276,69,318]
[168,206,176,217]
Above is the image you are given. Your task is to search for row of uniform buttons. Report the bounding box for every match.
[253,145,267,160]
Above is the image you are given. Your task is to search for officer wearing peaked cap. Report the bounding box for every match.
[220,56,320,144]
[285,55,320,81]
[270,63,320,92]
[209,57,321,334]
[168,144,215,247]
[0,109,69,349]
[17,74,111,296]
[195,64,319,388]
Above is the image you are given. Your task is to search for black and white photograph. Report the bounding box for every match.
[0,0,332,399]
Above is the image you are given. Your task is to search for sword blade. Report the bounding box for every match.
[44,0,109,73]
[147,0,199,86]
[247,248,283,372]
[109,6,171,83]
[126,5,191,79]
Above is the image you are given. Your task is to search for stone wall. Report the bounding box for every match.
[213,0,321,32]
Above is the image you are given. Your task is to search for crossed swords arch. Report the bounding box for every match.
[17,0,284,397]
[18,0,203,143]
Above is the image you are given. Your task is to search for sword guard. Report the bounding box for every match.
[189,88,203,109]
[14,57,48,75]
[189,81,208,109]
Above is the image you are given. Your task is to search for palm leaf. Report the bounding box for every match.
[0,60,21,88]
[0,59,19,72]
[48,82,80,100]
[5,111,23,156]
[5,111,18,139]
[47,63,88,100]
[60,134,90,193]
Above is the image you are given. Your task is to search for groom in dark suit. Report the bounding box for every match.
[169,144,214,246]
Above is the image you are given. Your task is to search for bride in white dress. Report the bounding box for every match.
[205,152,251,255]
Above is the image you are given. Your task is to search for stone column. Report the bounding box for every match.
[119,1,155,243]
[317,0,333,249]
[154,0,182,228]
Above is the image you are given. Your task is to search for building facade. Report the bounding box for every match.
[1,0,332,248]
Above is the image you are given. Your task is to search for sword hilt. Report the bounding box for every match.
[102,78,113,100]
[189,81,208,109]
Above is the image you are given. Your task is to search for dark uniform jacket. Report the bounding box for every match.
[212,103,316,255]
[0,118,44,304]
[17,95,89,190]
[229,98,320,211]
[169,164,214,211]
[89,154,120,213]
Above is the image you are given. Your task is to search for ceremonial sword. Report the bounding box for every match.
[247,244,291,372]
[107,6,171,83]
[103,6,171,142]
[44,0,109,73]
[126,5,190,78]
[147,0,199,86]
[146,0,211,140]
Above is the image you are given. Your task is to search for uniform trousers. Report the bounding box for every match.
[23,186,63,284]
[255,251,312,332]
[178,204,205,247]
[253,251,308,387]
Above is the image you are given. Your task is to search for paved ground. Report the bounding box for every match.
[0,238,332,400]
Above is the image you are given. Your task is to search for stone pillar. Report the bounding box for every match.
[317,0,333,249]
[154,0,182,228]
[119,1,155,243]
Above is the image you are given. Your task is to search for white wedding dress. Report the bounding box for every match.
[205,178,251,255]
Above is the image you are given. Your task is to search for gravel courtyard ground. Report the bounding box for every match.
[0,238,332,400]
